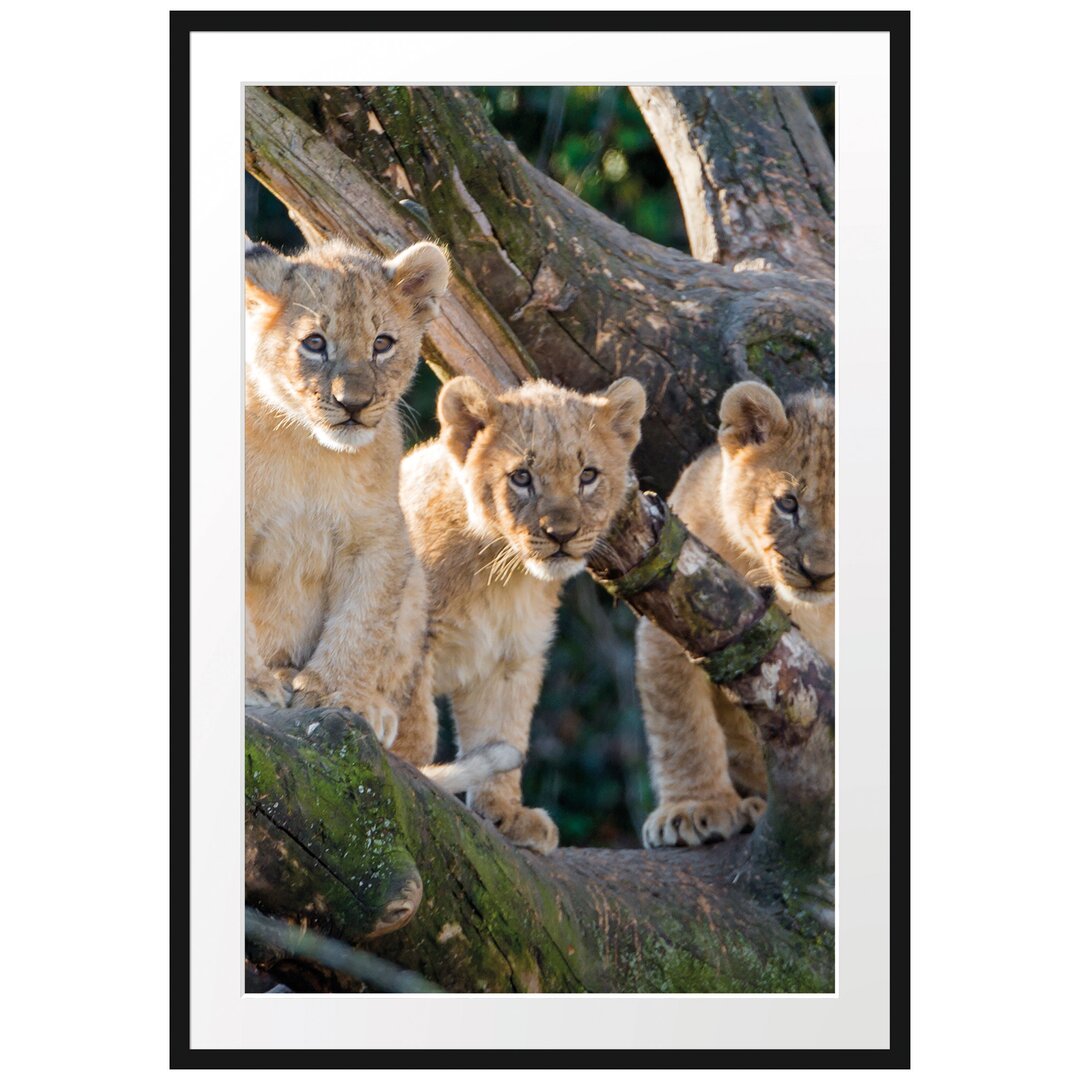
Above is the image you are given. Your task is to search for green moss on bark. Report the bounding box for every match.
[246,708,833,994]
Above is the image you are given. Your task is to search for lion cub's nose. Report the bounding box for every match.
[541,521,580,545]
[797,555,834,587]
[334,393,373,418]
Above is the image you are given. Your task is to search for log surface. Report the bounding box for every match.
[246,707,834,993]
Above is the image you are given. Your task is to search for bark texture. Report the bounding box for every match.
[247,707,833,994]
[246,85,834,494]
[630,86,835,277]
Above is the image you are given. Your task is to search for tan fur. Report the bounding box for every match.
[244,235,449,753]
[636,381,834,848]
[399,377,647,853]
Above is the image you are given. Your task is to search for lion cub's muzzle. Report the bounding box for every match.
[332,391,374,423]
[533,532,598,566]
[325,397,387,434]
[796,552,834,590]
[781,554,835,604]
[326,371,381,428]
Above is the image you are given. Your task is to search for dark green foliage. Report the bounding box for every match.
[245,174,303,252]
[525,576,650,847]
[804,86,835,155]
[473,85,689,252]
[400,362,442,447]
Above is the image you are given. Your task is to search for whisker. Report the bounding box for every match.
[503,433,528,458]
[395,398,422,445]
[297,272,323,310]
[271,413,302,435]
[493,545,523,586]
[745,570,774,587]
[501,549,524,585]
[477,542,517,586]
[590,535,628,575]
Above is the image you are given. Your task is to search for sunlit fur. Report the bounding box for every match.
[245,236,449,453]
[717,385,835,612]
[635,381,835,849]
[398,377,647,854]
[244,236,449,757]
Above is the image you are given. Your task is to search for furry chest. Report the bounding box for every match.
[247,511,343,587]
[432,578,558,695]
[246,456,382,585]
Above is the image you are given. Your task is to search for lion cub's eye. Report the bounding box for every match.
[372,334,396,357]
[776,495,799,514]
[580,467,599,486]
[301,333,327,354]
[509,469,533,490]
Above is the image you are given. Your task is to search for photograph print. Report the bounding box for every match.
[243,83,836,995]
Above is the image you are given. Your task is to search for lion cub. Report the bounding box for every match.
[244,235,448,752]
[399,377,647,853]
[636,381,834,848]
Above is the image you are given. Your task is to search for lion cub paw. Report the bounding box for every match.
[642,792,765,849]
[741,795,767,827]
[289,671,399,749]
[245,667,293,708]
[358,700,400,750]
[477,799,559,855]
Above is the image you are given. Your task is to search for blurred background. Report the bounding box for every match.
[247,85,834,847]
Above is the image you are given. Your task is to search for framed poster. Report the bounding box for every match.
[173,8,908,1066]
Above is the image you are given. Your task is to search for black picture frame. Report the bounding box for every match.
[171,8,910,1068]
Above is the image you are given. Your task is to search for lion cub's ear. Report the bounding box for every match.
[438,376,501,465]
[718,381,788,450]
[385,241,451,322]
[245,236,290,329]
[598,377,647,451]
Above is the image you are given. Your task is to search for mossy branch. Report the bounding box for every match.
[246,707,833,993]
[588,486,834,882]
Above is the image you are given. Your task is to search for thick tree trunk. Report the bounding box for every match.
[630,86,835,277]
[247,706,833,994]
[247,85,833,494]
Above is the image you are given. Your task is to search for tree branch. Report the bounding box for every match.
[245,908,444,993]
[246,707,833,993]
[587,487,834,882]
[630,86,834,277]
